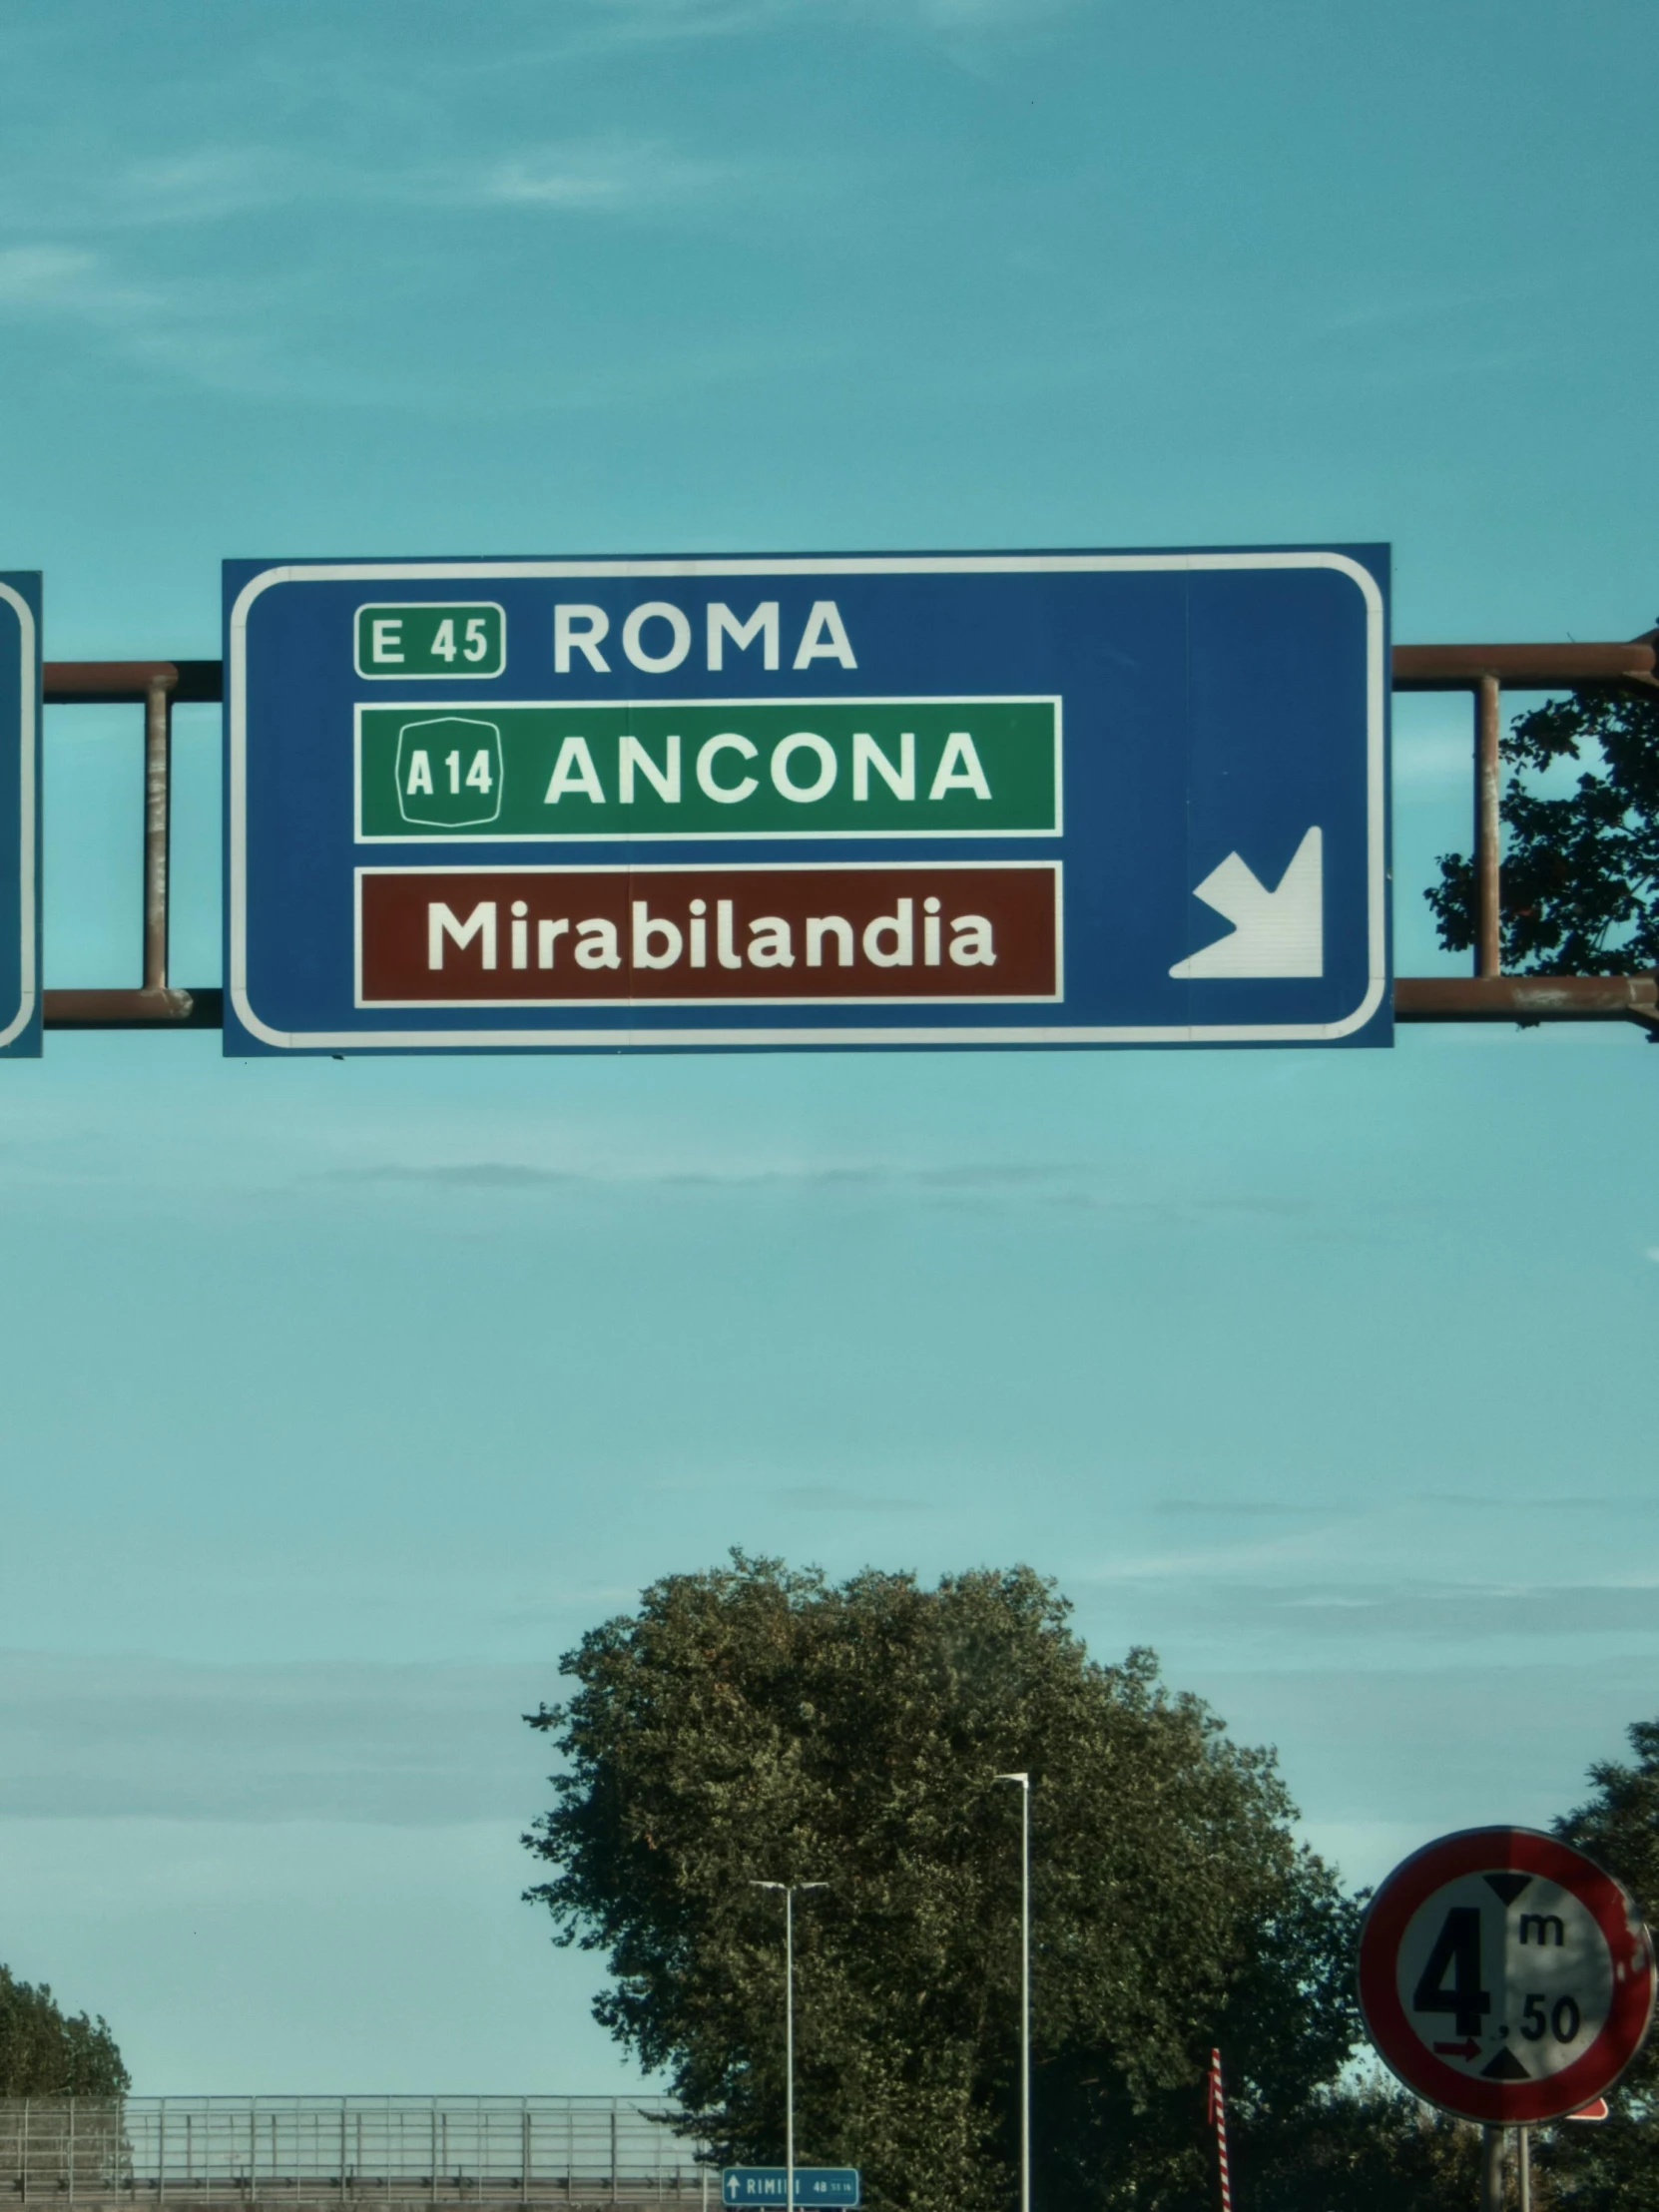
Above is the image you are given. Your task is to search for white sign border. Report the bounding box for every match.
[353,694,1064,843]
[228,552,1387,1051]
[352,856,1065,1009]
[353,600,508,682]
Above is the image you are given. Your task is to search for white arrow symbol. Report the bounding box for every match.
[1169,827,1324,979]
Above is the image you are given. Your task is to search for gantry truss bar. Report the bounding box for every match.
[39,637,1659,1034]
[43,660,223,1030]
[0,2096,710,2212]
[1390,633,1659,1033]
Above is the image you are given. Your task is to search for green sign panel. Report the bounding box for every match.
[355,602,506,679]
[357,697,1059,840]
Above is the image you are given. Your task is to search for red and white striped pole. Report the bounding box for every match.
[1206,2049,1232,2212]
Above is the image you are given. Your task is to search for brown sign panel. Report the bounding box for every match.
[358,862,1060,1005]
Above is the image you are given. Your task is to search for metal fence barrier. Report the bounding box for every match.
[0,2098,711,2212]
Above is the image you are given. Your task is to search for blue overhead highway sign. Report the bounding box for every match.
[225,548,1389,1054]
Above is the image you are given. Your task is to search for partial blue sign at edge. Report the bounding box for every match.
[722,2169,860,2206]
[0,573,41,1058]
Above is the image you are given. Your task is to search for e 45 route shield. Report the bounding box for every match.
[1358,1826,1657,2124]
[0,574,40,1058]
[224,549,1389,1054]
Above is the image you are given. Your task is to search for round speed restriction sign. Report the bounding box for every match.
[1358,1828,1655,2123]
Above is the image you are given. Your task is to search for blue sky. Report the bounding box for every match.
[1,0,1657,2094]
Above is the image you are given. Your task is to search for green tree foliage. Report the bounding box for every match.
[1528,1719,1659,2212]
[0,1965,129,2095]
[1244,2080,1483,2212]
[1426,683,1659,972]
[522,1555,1360,2212]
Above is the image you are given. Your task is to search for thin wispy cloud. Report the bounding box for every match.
[0,121,832,408]
[483,142,738,212]
[779,1485,925,1513]
[0,1653,555,1825]
[555,0,801,45]
[0,231,802,411]
[0,243,157,319]
[1077,1524,1345,1584]
[327,1162,581,1190]
[1153,1499,1325,1518]
[0,236,324,397]
[1417,1492,1659,1512]
[98,148,307,229]
[1093,1577,1659,1646]
[896,0,1081,26]
[0,144,301,236]
[314,1158,1311,1232]
[0,136,755,235]
[1276,1583,1659,1638]
[324,1157,1076,1192]
[556,0,1083,49]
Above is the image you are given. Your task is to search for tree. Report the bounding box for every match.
[522,1555,1360,2212]
[1527,1719,1659,2211]
[0,1965,129,2095]
[1242,2078,1484,2212]
[1426,681,1659,972]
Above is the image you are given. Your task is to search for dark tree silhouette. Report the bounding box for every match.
[1427,672,1659,973]
[0,1965,128,2096]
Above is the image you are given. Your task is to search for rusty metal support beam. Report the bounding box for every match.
[44,987,223,1028]
[1475,672,1502,977]
[55,650,1657,702]
[1392,638,1657,690]
[42,659,221,1030]
[143,667,174,992]
[46,659,177,703]
[43,660,222,705]
[1393,974,1659,1028]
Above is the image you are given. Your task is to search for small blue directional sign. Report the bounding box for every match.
[722,2170,859,2206]
[225,549,1389,1054]
[0,573,41,1058]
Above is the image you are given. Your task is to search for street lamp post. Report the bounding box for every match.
[751,1881,828,2212]
[993,1774,1031,2212]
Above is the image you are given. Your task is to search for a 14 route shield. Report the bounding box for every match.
[225,549,1389,1053]
[0,573,41,1058]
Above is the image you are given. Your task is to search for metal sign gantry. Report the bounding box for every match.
[38,625,1659,1039]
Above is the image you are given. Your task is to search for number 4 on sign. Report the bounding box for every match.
[441,750,493,797]
[401,752,494,799]
[405,750,494,799]
[1414,1907,1491,2050]
[429,617,493,665]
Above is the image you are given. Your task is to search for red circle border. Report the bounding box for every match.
[1357,1827,1656,2124]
